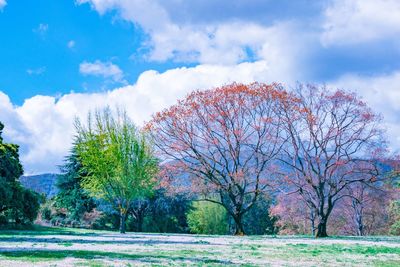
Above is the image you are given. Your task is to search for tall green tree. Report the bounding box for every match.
[75,109,158,233]
[0,122,40,227]
[55,146,96,221]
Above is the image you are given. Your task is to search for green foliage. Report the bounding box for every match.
[187,201,229,235]
[41,206,52,221]
[243,195,278,235]
[75,108,159,232]
[0,121,41,227]
[0,122,23,182]
[127,190,192,233]
[389,200,400,235]
[54,147,96,221]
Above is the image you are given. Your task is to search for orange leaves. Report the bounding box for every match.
[149,82,291,129]
[146,82,291,201]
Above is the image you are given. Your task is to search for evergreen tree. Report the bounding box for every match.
[55,146,96,221]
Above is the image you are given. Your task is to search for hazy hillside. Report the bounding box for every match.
[20,173,59,198]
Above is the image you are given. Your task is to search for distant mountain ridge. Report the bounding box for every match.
[20,173,59,198]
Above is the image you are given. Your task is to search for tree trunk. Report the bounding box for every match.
[119,211,127,234]
[137,212,144,232]
[357,223,364,236]
[315,218,328,238]
[233,214,245,235]
[353,199,364,236]
[355,212,364,236]
[310,209,316,236]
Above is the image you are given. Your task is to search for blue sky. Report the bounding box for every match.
[0,0,186,104]
[1,0,400,173]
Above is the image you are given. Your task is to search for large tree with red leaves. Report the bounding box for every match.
[146,83,291,235]
[278,84,386,237]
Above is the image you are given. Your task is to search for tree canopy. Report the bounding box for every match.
[147,83,292,235]
[75,109,159,233]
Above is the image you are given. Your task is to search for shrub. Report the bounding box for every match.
[389,200,400,235]
[41,207,52,221]
[243,195,277,235]
[187,201,229,235]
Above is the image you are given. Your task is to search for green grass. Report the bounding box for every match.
[286,243,400,255]
[0,225,100,236]
[0,250,225,263]
[0,227,399,266]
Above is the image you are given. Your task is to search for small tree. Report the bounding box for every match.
[278,84,386,237]
[147,83,291,235]
[341,182,391,236]
[270,193,316,235]
[75,109,158,233]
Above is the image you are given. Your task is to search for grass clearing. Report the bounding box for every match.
[0,227,399,266]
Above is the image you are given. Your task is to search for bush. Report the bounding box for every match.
[243,195,277,235]
[41,207,52,221]
[0,215,7,225]
[389,200,400,235]
[187,201,229,235]
[390,221,400,235]
[135,191,191,233]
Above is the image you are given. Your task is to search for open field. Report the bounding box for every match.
[0,227,400,266]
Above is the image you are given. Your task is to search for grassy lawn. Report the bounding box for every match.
[0,226,399,266]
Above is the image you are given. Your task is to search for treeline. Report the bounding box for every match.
[1,83,400,237]
[41,111,277,235]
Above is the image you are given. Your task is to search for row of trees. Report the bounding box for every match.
[56,107,276,234]
[3,82,398,236]
[60,83,397,237]
[146,83,395,237]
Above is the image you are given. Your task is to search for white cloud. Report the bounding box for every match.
[2,63,400,173]
[0,0,6,10]
[67,40,76,49]
[322,0,400,46]
[33,23,49,36]
[77,0,309,66]
[79,60,124,82]
[27,67,46,75]
[332,71,400,152]
[0,61,284,174]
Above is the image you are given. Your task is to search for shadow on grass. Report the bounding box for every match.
[248,235,400,244]
[285,243,400,256]
[0,233,217,246]
[0,226,100,237]
[0,249,231,265]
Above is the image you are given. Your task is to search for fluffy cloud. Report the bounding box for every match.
[79,60,124,82]
[0,0,6,10]
[2,62,400,173]
[0,61,279,174]
[2,0,399,174]
[77,0,310,66]
[322,0,400,46]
